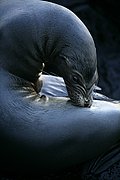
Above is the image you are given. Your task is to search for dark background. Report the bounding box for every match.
[44,0,120,100]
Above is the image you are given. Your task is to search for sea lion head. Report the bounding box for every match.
[52,48,98,107]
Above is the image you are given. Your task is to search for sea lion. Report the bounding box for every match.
[0,0,98,107]
[1,0,120,177]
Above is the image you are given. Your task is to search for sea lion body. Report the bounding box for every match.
[1,0,120,177]
[0,0,97,107]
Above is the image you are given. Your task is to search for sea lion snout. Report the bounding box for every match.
[67,88,93,107]
[72,95,92,107]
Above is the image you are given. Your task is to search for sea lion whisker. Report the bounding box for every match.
[77,86,86,96]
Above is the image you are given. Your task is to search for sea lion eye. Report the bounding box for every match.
[72,75,78,83]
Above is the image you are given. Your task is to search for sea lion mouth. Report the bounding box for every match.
[70,96,92,107]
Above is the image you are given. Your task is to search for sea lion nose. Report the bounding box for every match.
[84,98,91,107]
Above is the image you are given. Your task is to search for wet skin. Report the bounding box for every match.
[1,0,120,177]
